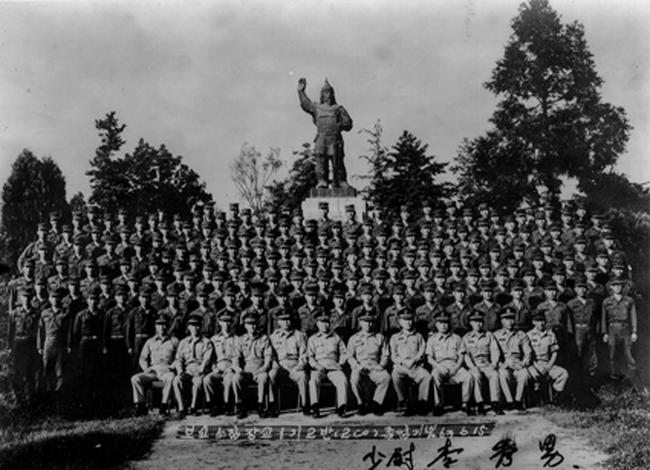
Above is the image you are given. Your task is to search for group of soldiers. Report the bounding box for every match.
[5,198,640,418]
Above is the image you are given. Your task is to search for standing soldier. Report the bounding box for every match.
[7,259,36,312]
[601,279,638,381]
[463,313,502,414]
[567,278,599,386]
[70,286,104,410]
[234,313,274,418]
[390,310,431,416]
[103,284,131,408]
[7,287,39,403]
[203,312,242,416]
[347,312,390,416]
[494,307,532,410]
[37,287,70,399]
[172,315,214,416]
[307,311,349,418]
[536,282,574,367]
[527,313,569,405]
[130,315,178,416]
[269,311,310,416]
[126,287,156,372]
[426,315,473,416]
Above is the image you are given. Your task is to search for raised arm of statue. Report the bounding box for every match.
[297,78,315,115]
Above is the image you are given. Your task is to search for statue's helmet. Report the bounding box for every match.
[320,78,337,104]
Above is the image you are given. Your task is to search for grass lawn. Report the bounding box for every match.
[0,414,164,470]
[544,381,650,470]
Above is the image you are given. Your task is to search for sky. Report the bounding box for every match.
[0,0,648,207]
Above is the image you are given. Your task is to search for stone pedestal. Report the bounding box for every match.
[302,187,366,221]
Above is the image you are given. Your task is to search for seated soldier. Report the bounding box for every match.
[462,312,502,415]
[307,310,349,418]
[390,310,431,416]
[347,312,390,416]
[172,315,214,416]
[203,311,242,416]
[234,313,273,418]
[426,315,473,416]
[130,314,178,416]
[527,313,569,405]
[269,310,309,416]
[494,306,532,410]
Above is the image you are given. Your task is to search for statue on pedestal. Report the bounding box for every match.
[297,77,353,189]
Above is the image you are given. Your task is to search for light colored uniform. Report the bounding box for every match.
[172,335,213,409]
[203,331,241,403]
[307,331,349,406]
[390,330,431,402]
[235,333,273,403]
[269,328,308,406]
[426,332,473,405]
[463,330,501,403]
[347,331,390,405]
[494,328,531,402]
[131,335,178,404]
[527,328,568,392]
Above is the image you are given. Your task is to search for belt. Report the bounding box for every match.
[575,323,592,327]
[14,335,34,340]
[81,335,99,340]
[111,335,125,339]
[136,334,149,338]
[609,320,628,325]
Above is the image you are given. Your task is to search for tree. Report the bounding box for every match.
[576,172,650,215]
[87,112,211,217]
[266,143,317,212]
[360,123,450,217]
[69,191,88,214]
[231,144,282,214]
[1,150,68,266]
[453,0,631,210]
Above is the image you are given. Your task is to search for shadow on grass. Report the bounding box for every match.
[0,415,165,470]
[544,380,650,470]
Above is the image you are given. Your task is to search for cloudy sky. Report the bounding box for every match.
[0,0,648,206]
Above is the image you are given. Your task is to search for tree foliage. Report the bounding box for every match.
[231,144,282,214]
[1,150,68,265]
[360,122,450,217]
[87,112,210,217]
[454,0,631,209]
[266,143,316,212]
[578,172,650,215]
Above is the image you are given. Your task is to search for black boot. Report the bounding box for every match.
[134,403,147,417]
[432,406,444,417]
[371,401,384,416]
[336,405,347,418]
[492,402,504,415]
[417,400,429,416]
[403,401,416,417]
[224,401,235,416]
[257,403,266,418]
[357,402,368,416]
[236,402,247,419]
[210,403,223,417]
[160,403,170,417]
[514,400,525,411]
[477,402,486,415]
[266,401,279,418]
[312,404,321,418]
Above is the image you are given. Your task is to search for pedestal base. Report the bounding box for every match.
[302,193,366,221]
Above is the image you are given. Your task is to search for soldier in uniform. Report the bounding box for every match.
[390,310,431,416]
[307,311,349,418]
[172,315,214,416]
[601,279,638,381]
[203,312,242,416]
[462,313,502,414]
[494,306,532,410]
[131,315,178,416]
[527,313,569,404]
[567,278,599,385]
[102,284,131,408]
[426,315,473,416]
[37,287,70,397]
[7,287,39,403]
[126,287,156,372]
[347,312,390,416]
[269,310,309,416]
[234,313,274,418]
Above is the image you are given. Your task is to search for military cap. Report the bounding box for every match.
[360,283,374,295]
[452,283,465,293]
[612,261,625,270]
[532,312,546,322]
[128,273,140,283]
[469,311,485,322]
[316,247,329,258]
[88,286,102,298]
[403,248,417,258]
[318,201,329,210]
[165,284,180,297]
[346,271,360,281]
[522,268,535,277]
[229,203,239,212]
[275,310,293,321]
[331,259,344,270]
[187,315,202,326]
[279,260,293,270]
[155,314,170,325]
[609,278,624,286]
[392,283,406,295]
[544,281,557,290]
[73,234,85,245]
[49,286,66,298]
[510,280,524,290]
[114,284,128,295]
[100,274,112,284]
[315,310,330,322]
[449,259,461,268]
[532,252,544,261]
[418,259,432,268]
[183,271,195,281]
[345,204,355,212]
[68,275,80,285]
[332,286,346,298]
[433,269,447,279]
[500,306,516,319]
[224,283,240,296]
[574,277,587,288]
[303,282,319,295]
[372,269,388,280]
[552,266,566,275]
[480,280,495,290]
[358,312,375,322]
[317,270,332,281]
[467,268,479,277]
[139,285,153,296]
[196,284,211,297]
[305,258,318,268]
[403,270,418,280]
[359,259,373,269]
[496,267,508,276]
[278,284,293,296]
[55,257,68,266]
[423,281,437,292]
[434,314,450,323]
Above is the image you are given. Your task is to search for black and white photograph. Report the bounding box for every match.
[0,0,648,469]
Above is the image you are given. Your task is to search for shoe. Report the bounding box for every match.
[312,405,321,419]
[266,402,279,418]
[236,403,247,419]
[357,402,368,416]
[336,405,347,418]
[492,402,504,415]
[371,401,384,416]
[225,402,235,416]
[134,403,147,417]
[177,408,186,419]
[403,404,416,417]
[477,403,486,415]
[461,404,473,416]
[257,404,266,418]
[417,400,429,416]
[300,405,311,416]
[160,404,170,417]
[187,407,196,416]
[514,401,525,411]
[210,405,222,417]
[432,406,444,417]
[398,400,407,412]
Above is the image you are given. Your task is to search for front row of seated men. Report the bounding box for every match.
[132,307,567,418]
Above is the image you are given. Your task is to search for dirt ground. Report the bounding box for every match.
[130,407,607,470]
